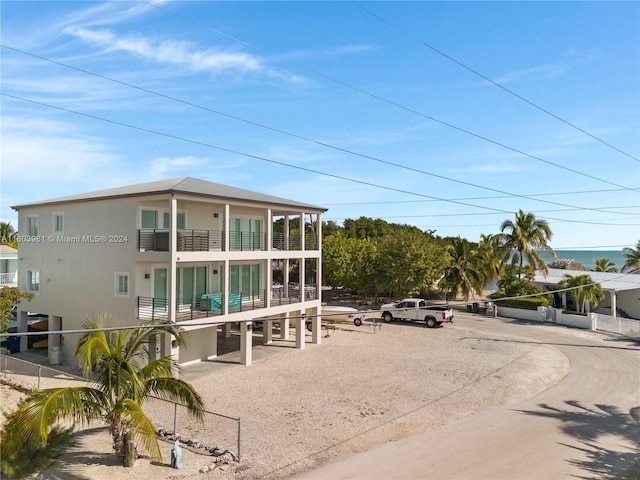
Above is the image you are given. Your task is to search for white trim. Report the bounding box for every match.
[115,271,130,297]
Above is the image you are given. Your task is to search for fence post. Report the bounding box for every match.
[237,418,241,461]
[38,365,42,390]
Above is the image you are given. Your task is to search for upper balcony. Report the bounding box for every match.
[138,229,318,252]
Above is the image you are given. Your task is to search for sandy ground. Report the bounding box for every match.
[1,311,570,480]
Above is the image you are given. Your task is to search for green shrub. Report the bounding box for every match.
[490,293,550,310]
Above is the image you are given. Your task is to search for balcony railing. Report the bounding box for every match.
[137,285,318,321]
[0,272,17,286]
[138,230,317,252]
[138,229,224,252]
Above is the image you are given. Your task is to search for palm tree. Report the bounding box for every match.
[621,240,640,273]
[1,315,204,463]
[498,210,556,278]
[558,274,604,314]
[438,237,483,301]
[476,234,505,286]
[1,222,17,246]
[593,258,618,273]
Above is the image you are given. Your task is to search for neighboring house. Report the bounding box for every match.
[533,268,640,320]
[11,177,327,366]
[0,244,18,287]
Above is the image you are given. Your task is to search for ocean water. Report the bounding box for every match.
[538,250,627,271]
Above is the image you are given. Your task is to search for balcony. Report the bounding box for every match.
[137,285,318,322]
[138,229,224,252]
[0,272,17,286]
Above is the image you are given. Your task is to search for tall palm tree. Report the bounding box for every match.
[438,237,483,301]
[1,315,204,463]
[558,274,604,314]
[476,234,505,286]
[593,258,618,273]
[498,210,556,278]
[621,240,640,273]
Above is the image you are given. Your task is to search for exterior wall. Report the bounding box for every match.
[14,189,324,366]
[616,290,640,319]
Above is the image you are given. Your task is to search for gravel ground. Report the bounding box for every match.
[2,311,569,480]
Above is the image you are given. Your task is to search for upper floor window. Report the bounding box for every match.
[115,272,129,297]
[27,268,40,293]
[26,215,39,236]
[141,209,185,229]
[53,213,64,234]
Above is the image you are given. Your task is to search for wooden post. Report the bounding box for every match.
[125,439,136,467]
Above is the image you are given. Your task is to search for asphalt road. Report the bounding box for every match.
[296,313,640,479]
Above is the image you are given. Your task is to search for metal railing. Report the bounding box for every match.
[0,271,17,286]
[228,232,267,251]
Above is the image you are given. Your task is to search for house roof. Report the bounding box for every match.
[0,245,18,256]
[534,268,640,293]
[11,177,327,213]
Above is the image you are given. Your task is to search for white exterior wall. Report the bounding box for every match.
[14,189,323,367]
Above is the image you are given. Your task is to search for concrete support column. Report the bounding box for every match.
[223,322,232,338]
[263,319,273,345]
[18,310,28,352]
[295,314,306,350]
[280,313,289,340]
[208,325,219,359]
[240,321,253,366]
[311,308,321,345]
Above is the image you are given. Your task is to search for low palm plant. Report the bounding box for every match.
[558,274,604,314]
[1,315,204,464]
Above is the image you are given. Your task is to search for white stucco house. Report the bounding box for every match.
[0,245,18,287]
[11,177,327,366]
[533,268,640,320]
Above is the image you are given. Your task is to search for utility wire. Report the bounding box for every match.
[2,44,637,219]
[352,2,640,164]
[136,2,639,192]
[3,91,633,229]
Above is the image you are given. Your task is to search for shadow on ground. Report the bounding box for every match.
[517,401,640,480]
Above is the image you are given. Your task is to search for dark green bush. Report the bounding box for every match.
[489,293,550,310]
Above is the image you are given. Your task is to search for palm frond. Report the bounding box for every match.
[143,378,205,422]
[118,398,162,461]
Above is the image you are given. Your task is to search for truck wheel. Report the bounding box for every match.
[425,317,437,328]
[306,322,313,332]
[354,317,363,327]
[383,312,393,323]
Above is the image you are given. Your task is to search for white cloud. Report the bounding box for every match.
[495,63,568,84]
[148,156,210,179]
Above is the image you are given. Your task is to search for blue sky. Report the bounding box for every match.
[1,1,638,250]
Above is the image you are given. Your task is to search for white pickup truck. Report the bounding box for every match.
[380,298,454,328]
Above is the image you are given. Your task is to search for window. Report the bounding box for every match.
[141,210,157,229]
[26,215,39,236]
[163,212,186,229]
[53,213,64,234]
[27,269,40,293]
[115,272,129,296]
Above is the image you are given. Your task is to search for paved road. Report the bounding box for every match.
[296,314,640,479]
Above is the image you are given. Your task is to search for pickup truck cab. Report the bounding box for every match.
[380,298,454,328]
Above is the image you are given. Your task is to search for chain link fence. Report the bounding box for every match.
[0,353,241,460]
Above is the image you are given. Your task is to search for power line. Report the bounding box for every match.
[2,44,636,220]
[135,2,639,191]
[351,2,640,164]
[4,91,634,230]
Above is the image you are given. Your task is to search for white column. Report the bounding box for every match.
[311,307,321,345]
[168,195,178,323]
[240,321,253,365]
[208,325,219,359]
[280,313,289,340]
[263,319,273,345]
[295,314,306,350]
[223,322,232,338]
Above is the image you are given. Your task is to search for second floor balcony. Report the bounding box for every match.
[138,229,319,252]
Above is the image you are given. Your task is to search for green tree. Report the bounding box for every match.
[593,258,618,273]
[1,315,205,464]
[498,210,556,278]
[558,274,604,314]
[621,240,640,273]
[1,222,18,248]
[377,228,447,298]
[475,234,505,287]
[1,287,35,334]
[438,237,483,301]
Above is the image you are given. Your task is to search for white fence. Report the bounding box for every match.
[497,306,640,338]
